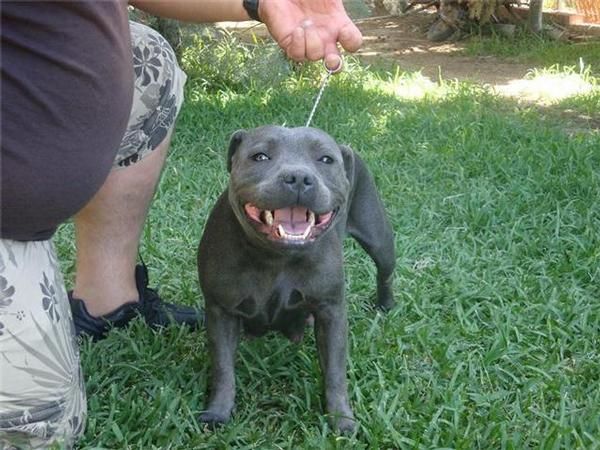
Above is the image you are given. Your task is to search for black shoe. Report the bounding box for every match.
[69,264,203,340]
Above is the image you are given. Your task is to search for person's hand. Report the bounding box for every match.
[259,0,362,71]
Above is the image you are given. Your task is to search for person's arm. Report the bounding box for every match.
[129,0,249,23]
[129,0,362,69]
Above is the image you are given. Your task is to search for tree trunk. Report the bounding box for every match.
[529,0,543,32]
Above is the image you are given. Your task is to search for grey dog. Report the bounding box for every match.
[197,125,395,432]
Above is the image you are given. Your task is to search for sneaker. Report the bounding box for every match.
[69,264,203,340]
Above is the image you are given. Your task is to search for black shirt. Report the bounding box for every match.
[1,0,134,240]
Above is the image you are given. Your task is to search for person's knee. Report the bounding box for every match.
[114,21,187,168]
[0,239,86,449]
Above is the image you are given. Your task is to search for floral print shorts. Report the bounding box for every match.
[116,21,187,168]
[0,22,186,449]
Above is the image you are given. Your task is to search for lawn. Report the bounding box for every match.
[55,34,600,449]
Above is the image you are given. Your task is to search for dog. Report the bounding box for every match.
[197,125,395,432]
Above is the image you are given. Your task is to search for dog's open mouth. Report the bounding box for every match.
[244,203,336,243]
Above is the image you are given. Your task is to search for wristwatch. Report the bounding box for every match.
[243,0,262,22]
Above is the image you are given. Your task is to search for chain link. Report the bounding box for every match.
[304,57,343,128]
[305,67,335,128]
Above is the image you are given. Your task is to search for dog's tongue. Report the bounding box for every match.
[274,206,310,234]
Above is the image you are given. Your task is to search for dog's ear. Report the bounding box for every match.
[339,144,356,186]
[227,130,247,173]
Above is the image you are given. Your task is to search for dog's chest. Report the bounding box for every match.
[229,267,332,341]
[238,288,307,340]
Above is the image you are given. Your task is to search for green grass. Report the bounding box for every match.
[463,29,600,74]
[54,39,600,449]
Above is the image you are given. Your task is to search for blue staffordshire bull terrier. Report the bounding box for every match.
[197,125,395,432]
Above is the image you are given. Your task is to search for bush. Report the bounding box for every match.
[180,29,296,92]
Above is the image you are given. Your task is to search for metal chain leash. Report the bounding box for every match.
[305,58,343,128]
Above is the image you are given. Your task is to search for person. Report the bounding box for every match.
[0,0,363,447]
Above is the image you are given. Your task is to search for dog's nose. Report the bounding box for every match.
[282,171,314,192]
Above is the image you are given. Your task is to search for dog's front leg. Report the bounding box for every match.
[199,303,240,426]
[314,301,356,433]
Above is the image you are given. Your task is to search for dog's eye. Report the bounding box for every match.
[252,153,270,162]
[318,155,334,164]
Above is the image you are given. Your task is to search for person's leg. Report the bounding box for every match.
[0,239,86,449]
[72,134,169,317]
[69,21,201,338]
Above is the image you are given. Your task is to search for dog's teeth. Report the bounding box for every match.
[277,224,310,241]
[278,224,287,238]
[302,226,311,239]
[308,211,315,226]
[264,210,273,226]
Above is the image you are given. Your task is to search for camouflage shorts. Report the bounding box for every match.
[0,21,185,449]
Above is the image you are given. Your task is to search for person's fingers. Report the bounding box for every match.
[324,53,343,72]
[286,26,306,61]
[323,38,343,71]
[338,22,363,53]
[280,17,362,65]
[303,23,325,61]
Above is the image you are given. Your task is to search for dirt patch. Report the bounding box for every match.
[353,12,534,86]
[226,12,533,87]
[353,12,597,128]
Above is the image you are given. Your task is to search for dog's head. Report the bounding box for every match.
[226,126,354,248]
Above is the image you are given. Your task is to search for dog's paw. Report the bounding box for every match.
[377,297,394,313]
[198,410,230,428]
[375,285,394,312]
[371,291,394,313]
[331,416,358,434]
